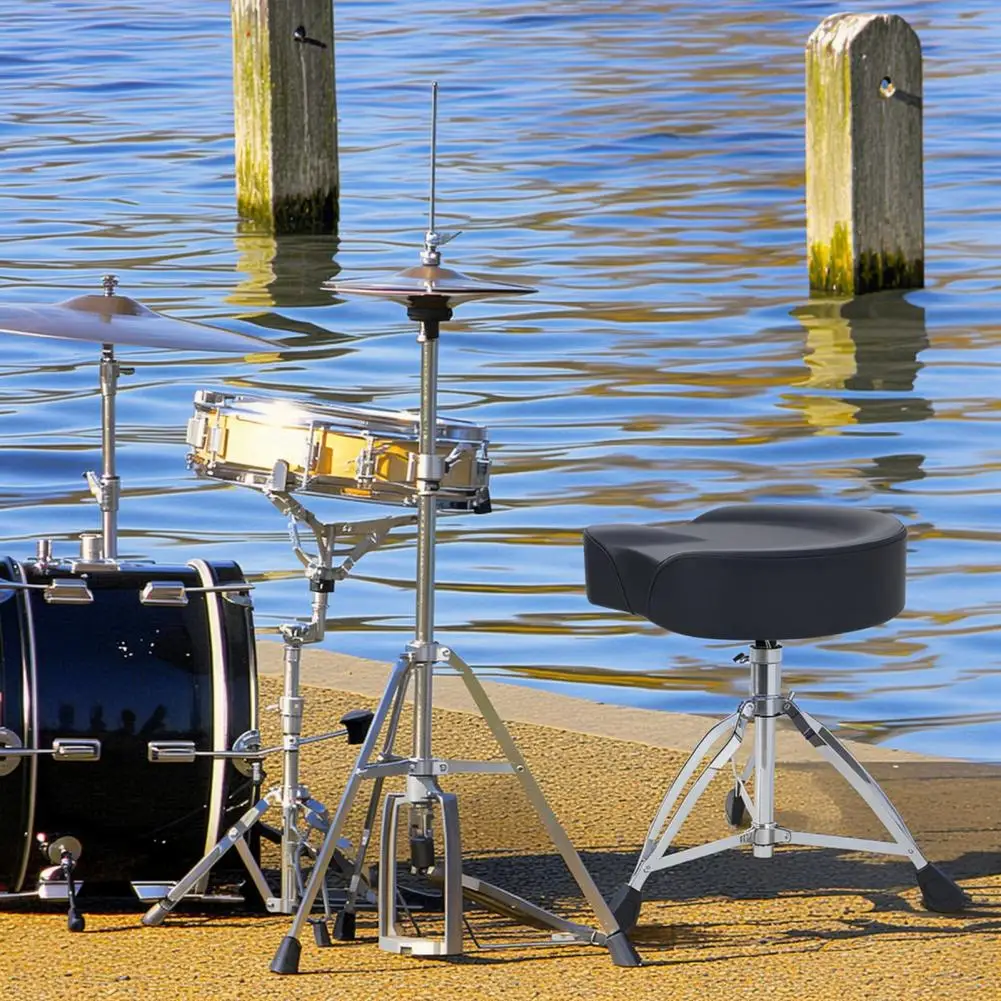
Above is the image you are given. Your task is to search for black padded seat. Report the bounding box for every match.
[584,505,906,640]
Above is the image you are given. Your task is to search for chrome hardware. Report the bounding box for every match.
[140,580,253,607]
[79,533,103,563]
[43,578,93,604]
[185,415,207,449]
[0,578,94,604]
[271,459,290,493]
[35,539,53,564]
[147,741,197,764]
[355,439,377,485]
[0,730,101,770]
[0,727,23,776]
[416,454,444,483]
[52,739,101,762]
[140,581,189,606]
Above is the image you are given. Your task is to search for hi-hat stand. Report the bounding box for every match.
[142,489,413,925]
[269,82,640,973]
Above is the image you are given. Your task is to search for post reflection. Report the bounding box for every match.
[790,292,932,486]
[228,223,341,309]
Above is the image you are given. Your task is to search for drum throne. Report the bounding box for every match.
[582,504,970,930]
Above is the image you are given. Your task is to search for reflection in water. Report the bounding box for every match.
[229,224,341,309]
[789,292,931,489]
[0,2,999,760]
[792,292,931,427]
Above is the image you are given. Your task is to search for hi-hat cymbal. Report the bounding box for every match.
[325,263,535,306]
[0,294,275,352]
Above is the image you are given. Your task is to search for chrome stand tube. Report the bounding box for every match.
[279,629,306,911]
[97,344,121,560]
[412,325,439,770]
[750,642,781,857]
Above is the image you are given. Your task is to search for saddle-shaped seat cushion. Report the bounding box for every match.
[583,504,906,640]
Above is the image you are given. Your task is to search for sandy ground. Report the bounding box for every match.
[1,648,998,1001]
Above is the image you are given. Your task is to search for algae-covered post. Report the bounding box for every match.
[231,0,338,233]
[806,13,923,295]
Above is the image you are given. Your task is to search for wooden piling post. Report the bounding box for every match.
[806,13,923,295]
[231,0,338,233]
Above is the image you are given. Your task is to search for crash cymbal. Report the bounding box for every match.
[325,263,535,306]
[0,291,275,353]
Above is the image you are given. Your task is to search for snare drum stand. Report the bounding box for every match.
[142,493,412,927]
[270,178,641,968]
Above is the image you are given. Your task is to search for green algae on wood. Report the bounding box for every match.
[231,0,338,234]
[805,14,923,295]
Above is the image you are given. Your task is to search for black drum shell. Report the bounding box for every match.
[0,558,258,893]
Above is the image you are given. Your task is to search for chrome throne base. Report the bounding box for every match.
[608,641,970,931]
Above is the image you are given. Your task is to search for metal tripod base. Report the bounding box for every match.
[613,642,969,931]
[141,789,363,925]
[269,651,640,972]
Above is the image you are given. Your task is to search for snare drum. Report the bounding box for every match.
[187,391,491,512]
[0,558,257,895]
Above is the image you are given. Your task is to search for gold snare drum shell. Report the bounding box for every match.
[187,391,491,511]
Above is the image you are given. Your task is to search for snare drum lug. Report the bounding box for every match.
[207,423,228,459]
[270,459,291,493]
[356,440,377,485]
[185,415,207,449]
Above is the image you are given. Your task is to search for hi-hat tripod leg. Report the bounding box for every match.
[446,650,641,967]
[271,658,411,975]
[331,665,411,942]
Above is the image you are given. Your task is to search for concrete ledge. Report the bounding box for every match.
[256,640,951,765]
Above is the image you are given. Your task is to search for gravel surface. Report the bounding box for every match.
[1,677,997,1000]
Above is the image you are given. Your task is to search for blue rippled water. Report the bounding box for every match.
[0,0,998,760]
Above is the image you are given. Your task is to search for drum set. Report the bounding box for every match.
[0,85,642,968]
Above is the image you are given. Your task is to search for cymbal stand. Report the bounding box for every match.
[270,304,641,972]
[83,274,134,561]
[142,492,413,926]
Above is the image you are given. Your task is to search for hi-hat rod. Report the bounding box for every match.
[428,81,438,242]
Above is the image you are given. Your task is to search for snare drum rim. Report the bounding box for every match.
[195,390,488,444]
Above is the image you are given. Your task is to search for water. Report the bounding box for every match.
[0,0,998,761]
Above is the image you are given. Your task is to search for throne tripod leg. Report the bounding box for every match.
[785,700,969,913]
[609,711,750,932]
[271,658,411,975]
[639,709,745,859]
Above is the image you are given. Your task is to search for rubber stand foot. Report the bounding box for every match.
[269,935,302,975]
[606,930,641,967]
[333,909,356,941]
[608,883,643,933]
[311,920,332,948]
[917,863,971,913]
[141,902,170,927]
[724,788,747,828]
[67,908,85,933]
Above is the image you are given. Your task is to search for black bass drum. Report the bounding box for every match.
[0,557,258,895]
